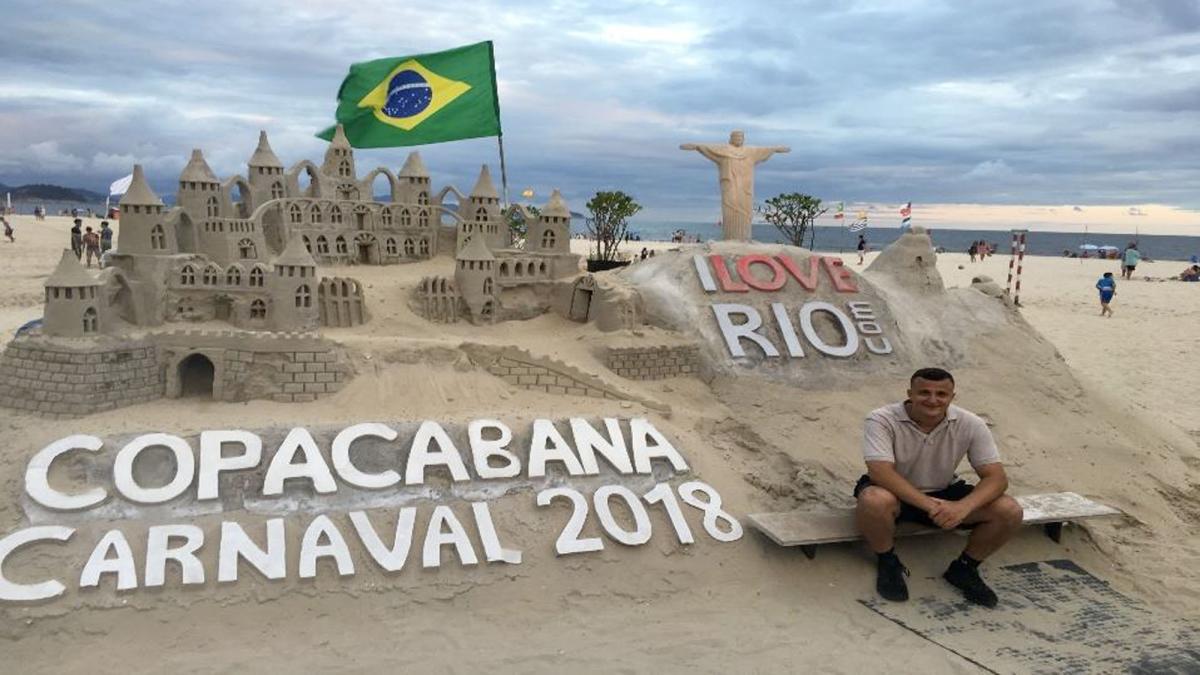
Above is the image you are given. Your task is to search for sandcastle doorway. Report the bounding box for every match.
[178,353,215,398]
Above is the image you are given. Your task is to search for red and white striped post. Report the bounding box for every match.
[1005,229,1027,306]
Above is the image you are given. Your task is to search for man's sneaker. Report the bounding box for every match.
[876,553,910,602]
[943,559,999,607]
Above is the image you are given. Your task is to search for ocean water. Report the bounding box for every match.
[613,222,1200,262]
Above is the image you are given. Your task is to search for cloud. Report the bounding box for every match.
[964,160,1015,179]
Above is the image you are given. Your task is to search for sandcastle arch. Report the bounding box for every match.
[165,350,226,400]
[286,160,322,198]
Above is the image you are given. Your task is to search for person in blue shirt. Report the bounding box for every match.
[1096,272,1116,317]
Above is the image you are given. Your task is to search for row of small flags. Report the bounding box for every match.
[832,201,912,231]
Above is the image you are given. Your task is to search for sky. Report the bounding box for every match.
[2,0,1200,234]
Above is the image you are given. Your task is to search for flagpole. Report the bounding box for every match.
[496,134,510,208]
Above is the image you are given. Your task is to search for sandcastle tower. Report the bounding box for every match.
[177,149,222,220]
[460,165,505,251]
[322,124,359,200]
[397,151,431,206]
[454,234,496,323]
[117,164,173,255]
[247,130,286,202]
[864,225,945,294]
[269,234,320,331]
[528,189,571,254]
[43,250,105,337]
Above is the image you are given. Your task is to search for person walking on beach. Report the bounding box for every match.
[857,234,868,265]
[968,241,978,263]
[1121,243,1141,280]
[70,219,83,259]
[2,216,13,243]
[82,226,101,267]
[1096,272,1116,317]
[99,221,113,253]
[855,368,1023,607]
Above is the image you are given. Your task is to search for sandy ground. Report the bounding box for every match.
[0,215,1196,673]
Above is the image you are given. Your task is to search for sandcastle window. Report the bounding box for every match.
[271,182,285,199]
[239,238,256,259]
[542,230,556,249]
[418,191,428,206]
[382,208,394,226]
[65,288,73,299]
[250,299,266,319]
[295,285,311,308]
[419,239,429,256]
[249,267,265,287]
[203,266,219,285]
[399,208,411,227]
[310,204,323,224]
[317,236,329,254]
[302,236,312,253]
[539,262,547,275]
[404,238,415,256]
[206,196,219,218]
[289,204,303,224]
[227,266,242,285]
[386,238,397,255]
[331,205,343,224]
[418,208,429,227]
[475,207,488,222]
[338,160,352,178]
[483,277,493,295]
[180,265,195,285]
[335,236,348,254]
[82,307,97,333]
[151,224,166,250]
[499,262,509,277]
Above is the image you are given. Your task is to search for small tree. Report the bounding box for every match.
[757,193,827,248]
[504,204,539,247]
[585,191,642,262]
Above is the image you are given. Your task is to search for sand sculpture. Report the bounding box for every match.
[680,130,790,241]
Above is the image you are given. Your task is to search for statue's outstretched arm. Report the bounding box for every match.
[679,143,699,151]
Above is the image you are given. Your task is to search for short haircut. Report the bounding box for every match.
[910,367,954,386]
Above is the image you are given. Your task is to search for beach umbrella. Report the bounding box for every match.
[1079,244,1099,251]
[1097,245,1119,251]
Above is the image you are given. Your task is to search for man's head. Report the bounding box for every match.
[907,367,955,419]
[85,226,93,233]
[729,130,745,147]
[100,221,109,228]
[1104,272,1113,278]
[73,218,82,225]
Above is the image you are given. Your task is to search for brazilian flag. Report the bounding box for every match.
[317,41,501,148]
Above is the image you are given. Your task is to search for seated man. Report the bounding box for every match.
[855,367,1023,607]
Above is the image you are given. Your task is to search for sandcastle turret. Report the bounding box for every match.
[528,189,571,254]
[322,124,356,181]
[247,130,286,201]
[454,234,496,323]
[462,164,505,250]
[397,151,430,205]
[177,149,222,220]
[269,234,319,331]
[43,250,104,337]
[864,225,945,294]
[118,164,174,256]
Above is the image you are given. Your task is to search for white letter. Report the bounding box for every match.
[262,428,337,496]
[799,301,860,358]
[528,419,585,478]
[349,509,416,573]
[218,520,286,582]
[405,422,470,485]
[422,506,478,568]
[0,526,74,601]
[25,435,107,511]
[865,336,893,355]
[569,418,633,475]
[198,430,262,501]
[471,502,522,564]
[331,423,400,490]
[770,302,806,357]
[630,418,689,474]
[692,255,717,292]
[299,515,354,578]
[113,433,195,505]
[712,304,779,358]
[144,525,205,587]
[468,420,520,479]
[80,529,137,591]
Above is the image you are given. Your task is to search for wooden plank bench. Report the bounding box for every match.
[747,492,1122,559]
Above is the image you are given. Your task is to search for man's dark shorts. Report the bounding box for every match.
[854,474,975,528]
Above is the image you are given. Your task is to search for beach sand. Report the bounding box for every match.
[0,216,1196,673]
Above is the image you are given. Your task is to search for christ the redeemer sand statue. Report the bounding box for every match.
[680,130,790,241]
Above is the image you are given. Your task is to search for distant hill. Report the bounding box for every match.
[0,183,106,202]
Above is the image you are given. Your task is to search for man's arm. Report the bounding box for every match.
[865,461,939,512]
[928,463,1008,529]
